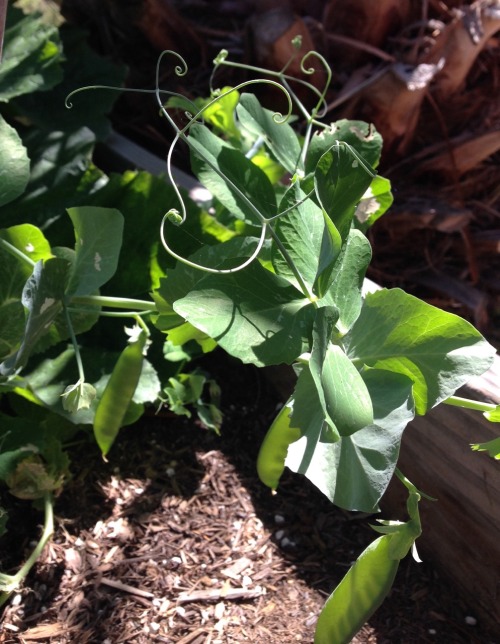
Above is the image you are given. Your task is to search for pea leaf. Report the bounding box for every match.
[173,262,315,366]
[199,87,241,140]
[236,92,302,174]
[471,437,500,459]
[286,368,415,512]
[271,184,342,298]
[14,24,126,140]
[0,225,53,361]
[65,206,124,296]
[0,127,97,232]
[0,6,63,102]
[189,122,276,223]
[0,257,70,376]
[344,289,497,414]
[319,229,372,335]
[354,175,393,231]
[0,115,30,207]
[306,119,383,174]
[314,142,375,242]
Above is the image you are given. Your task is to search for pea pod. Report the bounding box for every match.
[315,475,423,644]
[314,534,399,644]
[257,402,301,490]
[321,343,373,436]
[93,329,147,457]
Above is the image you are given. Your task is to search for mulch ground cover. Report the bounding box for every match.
[1,354,498,643]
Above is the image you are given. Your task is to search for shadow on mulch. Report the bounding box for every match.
[0,352,497,643]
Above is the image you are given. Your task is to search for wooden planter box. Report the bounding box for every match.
[101,130,500,630]
[382,359,500,630]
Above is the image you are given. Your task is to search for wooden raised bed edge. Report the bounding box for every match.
[99,130,500,630]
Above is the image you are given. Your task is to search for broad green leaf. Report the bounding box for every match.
[0,127,97,232]
[286,368,415,511]
[166,322,218,354]
[271,184,342,297]
[173,262,315,367]
[307,307,340,442]
[65,207,124,296]
[344,289,497,414]
[354,175,393,231]
[236,93,302,174]
[484,405,500,423]
[314,143,375,242]
[306,119,383,174]
[189,122,276,223]
[289,362,330,470]
[250,149,285,185]
[0,115,30,207]
[86,171,218,297]
[0,257,70,376]
[471,437,500,459]
[14,24,126,140]
[0,224,53,267]
[61,381,96,413]
[0,224,54,361]
[200,87,240,140]
[320,229,372,335]
[0,6,63,102]
[157,236,263,304]
[306,307,373,440]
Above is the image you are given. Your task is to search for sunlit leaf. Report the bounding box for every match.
[189,122,276,223]
[0,115,30,207]
[314,142,375,242]
[65,207,124,296]
[236,92,302,174]
[344,289,497,414]
[471,437,500,459]
[286,368,415,512]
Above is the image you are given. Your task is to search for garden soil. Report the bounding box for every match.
[0,353,498,643]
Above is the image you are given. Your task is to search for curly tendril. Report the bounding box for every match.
[156,49,189,81]
[300,50,332,119]
[65,47,336,283]
[154,51,297,233]
[160,214,268,274]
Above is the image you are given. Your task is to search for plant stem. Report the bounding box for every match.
[0,237,36,268]
[70,295,156,311]
[0,494,54,607]
[443,395,498,413]
[63,302,85,383]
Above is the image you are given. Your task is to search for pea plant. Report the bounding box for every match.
[63,43,498,640]
[1,8,499,638]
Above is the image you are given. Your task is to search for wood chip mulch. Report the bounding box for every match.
[0,357,498,643]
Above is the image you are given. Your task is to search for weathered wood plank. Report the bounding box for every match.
[382,366,500,629]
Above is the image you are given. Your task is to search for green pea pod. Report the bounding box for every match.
[314,534,398,644]
[93,330,147,457]
[321,343,373,436]
[257,402,301,491]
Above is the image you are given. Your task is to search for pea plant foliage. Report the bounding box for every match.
[0,11,499,639]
